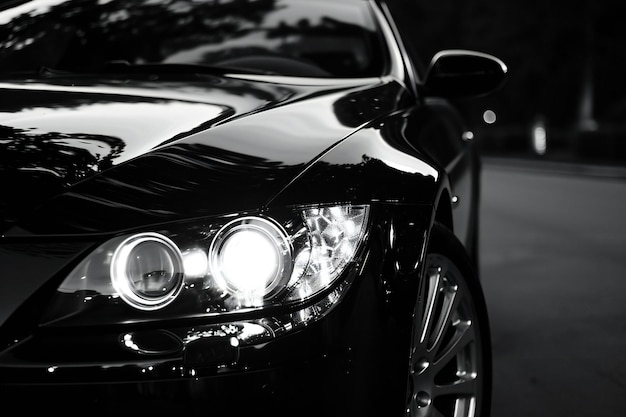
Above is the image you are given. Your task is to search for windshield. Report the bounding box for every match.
[0,0,388,78]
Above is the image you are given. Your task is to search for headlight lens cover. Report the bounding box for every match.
[44,204,370,326]
[110,232,185,311]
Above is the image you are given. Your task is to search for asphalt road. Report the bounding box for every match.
[479,158,626,417]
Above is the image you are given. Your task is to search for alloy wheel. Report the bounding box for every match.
[406,253,487,417]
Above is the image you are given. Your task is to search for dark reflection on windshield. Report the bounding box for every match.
[0,0,386,78]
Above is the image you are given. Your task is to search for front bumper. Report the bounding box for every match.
[0,277,409,416]
[0,205,430,416]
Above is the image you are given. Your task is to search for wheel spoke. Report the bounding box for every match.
[453,397,477,417]
[433,377,478,398]
[427,278,459,353]
[418,267,443,345]
[432,318,474,371]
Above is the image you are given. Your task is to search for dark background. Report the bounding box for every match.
[387,0,626,165]
[382,2,626,416]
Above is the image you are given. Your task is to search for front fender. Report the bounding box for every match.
[267,112,443,208]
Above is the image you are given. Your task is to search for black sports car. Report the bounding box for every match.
[0,0,506,415]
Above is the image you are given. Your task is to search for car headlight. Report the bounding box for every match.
[209,217,293,301]
[43,204,370,326]
[110,232,186,311]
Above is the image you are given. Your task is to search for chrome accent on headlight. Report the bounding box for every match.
[46,204,370,324]
[284,205,369,302]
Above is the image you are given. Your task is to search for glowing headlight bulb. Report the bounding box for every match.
[209,217,293,302]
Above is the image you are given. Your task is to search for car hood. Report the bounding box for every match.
[0,75,404,236]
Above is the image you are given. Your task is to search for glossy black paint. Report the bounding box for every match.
[1,204,428,416]
[0,76,333,235]
[0,0,505,415]
[2,79,428,236]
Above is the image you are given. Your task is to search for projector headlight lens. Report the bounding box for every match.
[209,217,292,299]
[110,232,185,311]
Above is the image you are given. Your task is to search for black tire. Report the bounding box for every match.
[405,222,492,417]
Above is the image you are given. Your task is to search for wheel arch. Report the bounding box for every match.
[433,188,454,234]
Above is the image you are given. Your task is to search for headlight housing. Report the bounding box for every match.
[43,204,370,326]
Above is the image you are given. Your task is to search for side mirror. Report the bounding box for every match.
[421,49,507,98]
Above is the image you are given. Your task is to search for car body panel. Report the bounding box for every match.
[1,76,410,236]
[0,0,503,415]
